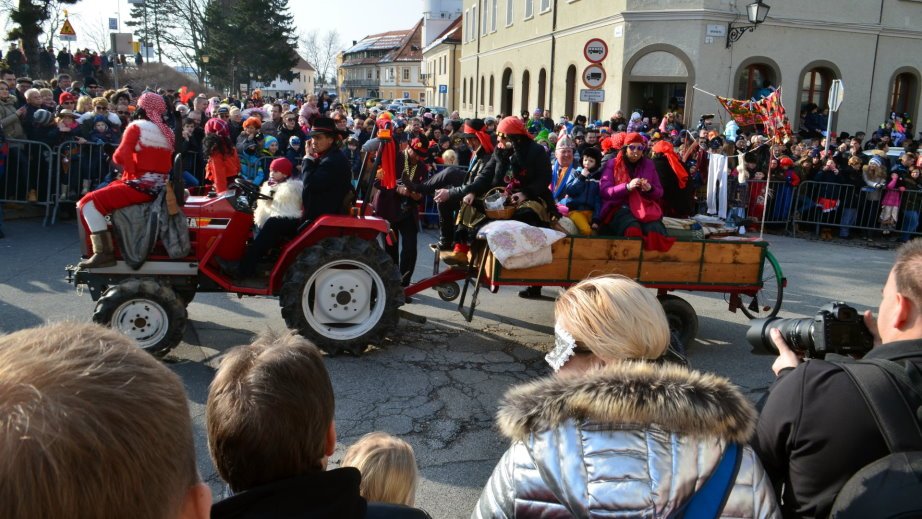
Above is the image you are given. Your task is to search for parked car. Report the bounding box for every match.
[365,98,383,108]
[394,99,420,109]
[425,106,449,117]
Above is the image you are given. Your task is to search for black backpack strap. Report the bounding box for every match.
[837,360,922,453]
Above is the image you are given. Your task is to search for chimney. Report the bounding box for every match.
[353,40,357,45]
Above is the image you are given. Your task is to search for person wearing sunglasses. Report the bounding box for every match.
[473,274,778,519]
[597,132,668,240]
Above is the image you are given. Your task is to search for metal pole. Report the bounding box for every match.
[824,109,833,156]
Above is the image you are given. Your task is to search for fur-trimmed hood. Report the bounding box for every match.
[497,361,756,443]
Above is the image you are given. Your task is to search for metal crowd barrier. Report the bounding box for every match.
[50,141,119,225]
[791,180,922,240]
[1,139,58,225]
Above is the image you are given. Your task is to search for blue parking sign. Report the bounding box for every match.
[439,84,447,94]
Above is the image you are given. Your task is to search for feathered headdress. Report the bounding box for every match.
[177,86,195,105]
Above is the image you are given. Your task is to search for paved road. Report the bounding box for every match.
[0,216,897,518]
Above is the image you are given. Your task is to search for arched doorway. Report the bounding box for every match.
[734,57,781,100]
[622,45,694,127]
[800,66,835,110]
[520,70,530,114]
[795,61,841,130]
[889,69,920,121]
[565,65,576,119]
[501,68,513,116]
[537,68,547,112]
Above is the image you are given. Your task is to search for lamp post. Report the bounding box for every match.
[726,1,771,48]
[201,54,209,88]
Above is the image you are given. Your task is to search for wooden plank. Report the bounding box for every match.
[569,260,641,281]
[639,262,702,283]
[496,261,570,281]
[551,237,573,259]
[701,263,762,284]
[703,242,764,265]
[642,241,704,264]
[570,237,642,261]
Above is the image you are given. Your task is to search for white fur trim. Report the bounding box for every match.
[254,180,303,228]
[132,120,172,151]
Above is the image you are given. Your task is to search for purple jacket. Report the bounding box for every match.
[599,156,663,220]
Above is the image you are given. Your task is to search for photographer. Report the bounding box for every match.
[752,239,922,518]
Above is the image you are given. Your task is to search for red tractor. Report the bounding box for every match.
[67,179,406,357]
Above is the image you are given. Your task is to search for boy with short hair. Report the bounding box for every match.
[207,331,431,518]
[0,322,211,519]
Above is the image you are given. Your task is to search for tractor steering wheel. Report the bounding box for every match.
[234,177,272,202]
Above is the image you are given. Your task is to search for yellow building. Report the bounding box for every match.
[341,20,427,103]
[423,16,463,111]
[460,0,922,133]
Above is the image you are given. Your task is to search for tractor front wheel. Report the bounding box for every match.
[93,278,187,357]
[280,236,403,355]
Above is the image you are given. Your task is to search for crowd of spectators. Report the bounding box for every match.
[3,236,922,517]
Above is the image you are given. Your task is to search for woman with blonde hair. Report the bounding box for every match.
[341,432,422,508]
[473,275,780,518]
[75,94,94,115]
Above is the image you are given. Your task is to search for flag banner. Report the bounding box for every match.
[716,87,790,141]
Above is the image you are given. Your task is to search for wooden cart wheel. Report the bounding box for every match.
[739,250,785,319]
[658,295,698,350]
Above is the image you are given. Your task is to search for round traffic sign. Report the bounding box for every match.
[582,64,606,89]
[583,38,608,63]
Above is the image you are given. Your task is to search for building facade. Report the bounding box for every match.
[247,56,315,97]
[459,0,922,134]
[341,21,427,103]
[423,16,463,111]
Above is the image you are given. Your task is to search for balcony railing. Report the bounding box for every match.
[342,79,379,88]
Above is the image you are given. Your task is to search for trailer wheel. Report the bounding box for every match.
[740,250,785,319]
[659,295,698,350]
[280,236,403,356]
[435,282,460,302]
[93,278,187,357]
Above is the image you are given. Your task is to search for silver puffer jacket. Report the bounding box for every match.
[473,362,781,519]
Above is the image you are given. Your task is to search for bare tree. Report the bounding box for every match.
[300,29,342,91]
[82,15,110,53]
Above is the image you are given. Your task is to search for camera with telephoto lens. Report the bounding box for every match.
[746,302,875,359]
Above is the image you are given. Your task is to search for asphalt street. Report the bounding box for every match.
[0,214,897,518]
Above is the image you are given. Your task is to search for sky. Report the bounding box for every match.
[1,0,424,61]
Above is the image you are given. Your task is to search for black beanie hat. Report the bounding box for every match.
[581,146,602,163]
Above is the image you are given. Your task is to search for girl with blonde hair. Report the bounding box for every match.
[342,432,420,507]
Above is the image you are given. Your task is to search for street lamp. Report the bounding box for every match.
[202,55,210,64]
[726,1,771,48]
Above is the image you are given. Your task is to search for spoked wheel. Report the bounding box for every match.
[658,295,698,350]
[739,250,785,319]
[93,279,187,357]
[435,282,461,301]
[280,236,404,356]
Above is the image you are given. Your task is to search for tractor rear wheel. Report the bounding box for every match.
[93,278,187,357]
[280,236,403,356]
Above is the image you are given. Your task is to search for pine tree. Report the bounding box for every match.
[7,0,82,70]
[125,1,166,63]
[202,0,298,93]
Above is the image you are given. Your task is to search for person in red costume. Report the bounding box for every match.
[77,92,175,268]
[203,117,240,193]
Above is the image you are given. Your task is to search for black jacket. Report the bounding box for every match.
[496,139,557,218]
[753,339,922,519]
[302,146,353,221]
[211,468,432,519]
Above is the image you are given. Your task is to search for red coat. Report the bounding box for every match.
[113,120,174,178]
[206,149,241,193]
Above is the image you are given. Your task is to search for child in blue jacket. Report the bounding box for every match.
[564,146,603,235]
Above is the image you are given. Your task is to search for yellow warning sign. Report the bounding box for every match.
[60,19,77,37]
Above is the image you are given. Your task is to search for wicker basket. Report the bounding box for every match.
[483,187,516,219]
[486,205,517,219]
